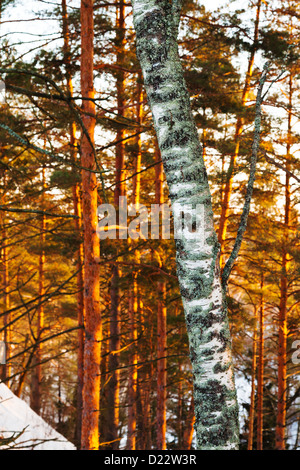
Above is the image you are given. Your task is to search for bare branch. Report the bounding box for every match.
[222,62,271,288]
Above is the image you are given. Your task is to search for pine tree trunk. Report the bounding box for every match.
[114,0,126,206]
[156,280,167,449]
[141,369,152,449]
[132,73,143,207]
[275,74,292,451]
[73,171,85,448]
[155,145,167,450]
[247,306,258,450]
[218,0,262,267]
[126,278,138,449]
[177,365,183,448]
[183,396,196,450]
[107,264,121,449]
[276,251,288,450]
[1,205,10,384]
[137,300,153,450]
[132,0,239,450]
[126,77,143,450]
[99,337,109,447]
[61,0,85,447]
[257,275,264,450]
[80,0,101,450]
[30,168,46,415]
[106,3,127,447]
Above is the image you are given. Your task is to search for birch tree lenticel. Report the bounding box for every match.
[131,0,240,450]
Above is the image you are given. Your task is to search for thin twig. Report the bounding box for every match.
[222,62,271,288]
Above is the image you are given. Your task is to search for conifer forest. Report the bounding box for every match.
[0,0,300,451]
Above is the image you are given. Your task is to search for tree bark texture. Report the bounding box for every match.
[30,167,46,415]
[107,264,121,449]
[132,0,239,450]
[80,0,102,450]
[247,306,257,451]
[106,1,127,449]
[126,80,143,449]
[155,144,167,450]
[257,279,264,450]
[62,0,85,447]
[0,204,10,384]
[275,73,292,451]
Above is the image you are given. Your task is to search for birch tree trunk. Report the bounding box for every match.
[132,0,239,450]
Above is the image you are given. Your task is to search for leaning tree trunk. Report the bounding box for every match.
[132,0,239,450]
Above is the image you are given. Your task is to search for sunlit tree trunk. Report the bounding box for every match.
[275,74,292,451]
[1,197,10,384]
[141,369,152,449]
[257,275,264,450]
[247,305,258,450]
[183,395,196,450]
[137,299,153,450]
[30,168,46,415]
[218,0,262,267]
[126,278,138,449]
[132,0,239,449]
[135,296,153,450]
[126,76,143,450]
[61,0,85,447]
[156,280,167,449]
[106,2,127,448]
[2,231,10,383]
[155,145,167,450]
[177,365,183,448]
[114,0,126,204]
[80,0,101,450]
[99,336,109,447]
[107,264,121,449]
[132,73,143,208]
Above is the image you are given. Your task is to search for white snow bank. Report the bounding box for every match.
[0,383,76,450]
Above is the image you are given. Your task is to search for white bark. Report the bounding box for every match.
[132,0,239,449]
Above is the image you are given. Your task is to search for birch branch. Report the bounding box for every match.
[222,62,270,288]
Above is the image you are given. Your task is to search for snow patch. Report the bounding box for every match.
[0,383,76,450]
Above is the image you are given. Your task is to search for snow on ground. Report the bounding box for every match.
[0,383,76,450]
